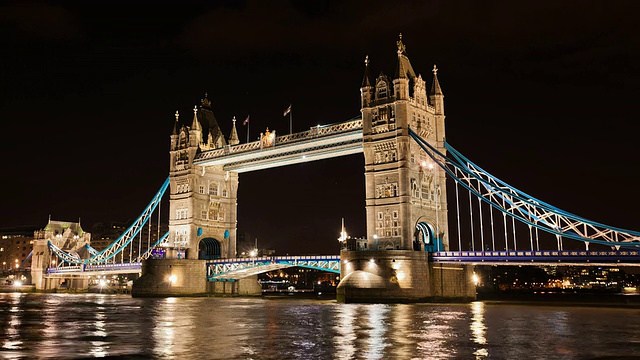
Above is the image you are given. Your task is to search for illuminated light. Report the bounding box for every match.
[99,279,106,287]
[369,259,375,263]
[472,273,479,286]
[396,271,405,281]
[372,234,378,240]
[249,249,258,257]
[428,163,434,169]
[343,260,349,264]
[168,274,177,284]
[302,155,307,159]
[421,161,427,167]
[14,281,22,287]
[317,281,322,285]
[392,262,400,270]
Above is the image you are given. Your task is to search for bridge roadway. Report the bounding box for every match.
[43,250,640,277]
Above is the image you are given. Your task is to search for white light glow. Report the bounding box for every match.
[168,274,177,284]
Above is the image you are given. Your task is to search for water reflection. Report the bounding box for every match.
[0,294,640,359]
[470,301,488,359]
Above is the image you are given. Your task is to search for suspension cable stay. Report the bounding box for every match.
[409,129,640,249]
[84,177,170,264]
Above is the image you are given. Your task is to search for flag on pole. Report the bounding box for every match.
[243,115,249,126]
[283,104,291,116]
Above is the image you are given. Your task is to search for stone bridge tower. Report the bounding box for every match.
[338,35,474,303]
[168,94,240,260]
[361,34,448,252]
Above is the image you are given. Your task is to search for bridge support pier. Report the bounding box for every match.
[132,259,208,297]
[336,250,476,303]
[208,276,262,297]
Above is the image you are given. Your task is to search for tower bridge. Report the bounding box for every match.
[34,35,640,302]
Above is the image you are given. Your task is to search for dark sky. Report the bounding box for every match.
[1,1,639,255]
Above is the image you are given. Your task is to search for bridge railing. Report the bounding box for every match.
[433,250,640,257]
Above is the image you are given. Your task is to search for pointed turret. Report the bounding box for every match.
[362,55,372,87]
[360,55,374,107]
[198,92,227,149]
[172,111,179,135]
[191,105,202,132]
[394,33,415,100]
[189,105,203,148]
[170,111,179,151]
[395,33,416,80]
[430,64,443,95]
[229,116,240,145]
[429,65,444,115]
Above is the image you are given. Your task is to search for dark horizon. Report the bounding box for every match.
[2,1,639,255]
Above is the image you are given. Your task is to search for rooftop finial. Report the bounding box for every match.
[193,105,198,115]
[396,33,406,54]
[365,55,369,66]
[232,116,236,123]
[175,110,179,122]
[433,64,438,75]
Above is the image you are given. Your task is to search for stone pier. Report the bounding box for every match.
[336,250,475,303]
[132,259,262,297]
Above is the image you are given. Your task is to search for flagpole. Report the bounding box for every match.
[247,117,250,143]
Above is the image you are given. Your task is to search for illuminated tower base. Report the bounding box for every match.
[336,250,475,303]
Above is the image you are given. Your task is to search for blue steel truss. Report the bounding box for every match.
[409,129,640,249]
[207,255,341,280]
[47,177,170,265]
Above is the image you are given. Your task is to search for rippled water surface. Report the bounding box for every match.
[1,293,640,359]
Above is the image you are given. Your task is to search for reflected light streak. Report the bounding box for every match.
[2,293,24,350]
[415,309,461,359]
[333,304,357,359]
[365,304,390,359]
[470,301,488,359]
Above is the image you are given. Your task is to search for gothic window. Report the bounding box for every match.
[393,211,398,219]
[199,185,205,194]
[410,154,415,164]
[209,182,218,196]
[379,107,388,120]
[201,209,208,220]
[378,212,383,220]
[222,188,228,197]
[391,150,397,162]
[377,82,387,99]
[411,179,419,198]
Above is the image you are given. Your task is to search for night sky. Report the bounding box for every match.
[2,1,639,255]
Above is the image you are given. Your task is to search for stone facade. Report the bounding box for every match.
[361,34,448,251]
[337,250,475,303]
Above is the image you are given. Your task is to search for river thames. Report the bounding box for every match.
[1,293,639,359]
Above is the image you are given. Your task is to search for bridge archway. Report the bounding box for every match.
[198,237,221,260]
[415,221,437,252]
